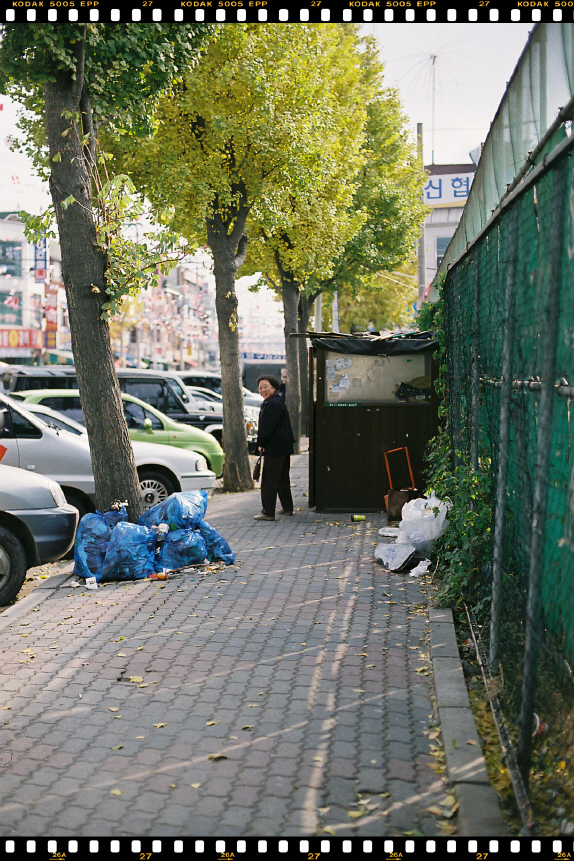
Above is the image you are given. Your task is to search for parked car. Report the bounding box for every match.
[18,391,225,477]
[179,371,264,408]
[0,393,216,518]
[0,463,78,604]
[185,386,261,452]
[1,366,258,450]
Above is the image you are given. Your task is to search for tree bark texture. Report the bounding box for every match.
[297,293,316,437]
[206,212,253,492]
[279,275,301,454]
[44,72,144,521]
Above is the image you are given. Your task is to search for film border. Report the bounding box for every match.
[0,835,570,857]
[0,4,567,25]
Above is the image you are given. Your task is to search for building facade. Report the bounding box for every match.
[418,163,477,303]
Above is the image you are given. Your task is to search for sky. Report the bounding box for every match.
[366,22,534,166]
[0,22,536,211]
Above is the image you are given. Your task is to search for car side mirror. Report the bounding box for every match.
[143,418,153,432]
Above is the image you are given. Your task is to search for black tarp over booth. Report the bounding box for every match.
[308,332,439,512]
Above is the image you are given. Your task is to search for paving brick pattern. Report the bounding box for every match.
[0,454,445,838]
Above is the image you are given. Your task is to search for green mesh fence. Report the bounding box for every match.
[442,138,574,779]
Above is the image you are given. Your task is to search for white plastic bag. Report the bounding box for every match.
[397,493,450,548]
[375,543,416,571]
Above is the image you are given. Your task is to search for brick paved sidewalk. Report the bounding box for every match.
[0,453,446,838]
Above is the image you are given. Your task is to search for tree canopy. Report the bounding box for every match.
[0,23,213,517]
[109,22,369,478]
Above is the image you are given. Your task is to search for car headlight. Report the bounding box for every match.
[48,480,67,507]
[195,456,208,472]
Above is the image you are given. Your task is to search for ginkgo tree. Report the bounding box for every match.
[245,34,428,440]
[0,23,212,518]
[107,22,368,486]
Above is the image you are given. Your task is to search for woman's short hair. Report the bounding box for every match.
[256,374,281,391]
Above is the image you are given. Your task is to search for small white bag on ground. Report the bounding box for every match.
[396,493,450,555]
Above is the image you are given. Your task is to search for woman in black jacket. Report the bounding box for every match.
[254,374,295,521]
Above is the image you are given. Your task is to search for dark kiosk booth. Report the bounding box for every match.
[308,332,439,513]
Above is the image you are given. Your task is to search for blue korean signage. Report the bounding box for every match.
[424,173,474,206]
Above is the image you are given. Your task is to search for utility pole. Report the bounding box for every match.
[417,122,427,303]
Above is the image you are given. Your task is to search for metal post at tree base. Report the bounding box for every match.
[516,159,565,786]
[489,208,519,673]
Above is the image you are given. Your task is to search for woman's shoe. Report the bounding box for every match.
[254,514,275,521]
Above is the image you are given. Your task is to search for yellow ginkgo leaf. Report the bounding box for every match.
[347,810,365,819]
[129,676,144,683]
[208,753,228,761]
[110,789,122,796]
[191,783,201,788]
[153,723,167,728]
[206,721,218,726]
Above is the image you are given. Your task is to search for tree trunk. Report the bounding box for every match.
[44,73,144,521]
[279,275,301,454]
[297,293,316,437]
[207,212,253,492]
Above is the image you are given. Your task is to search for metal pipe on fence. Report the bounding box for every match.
[516,158,566,786]
[489,209,519,673]
[470,258,480,473]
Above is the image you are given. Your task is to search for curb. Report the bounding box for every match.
[429,606,509,836]
[0,572,75,631]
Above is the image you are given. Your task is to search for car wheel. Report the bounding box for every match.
[0,526,27,606]
[139,471,175,509]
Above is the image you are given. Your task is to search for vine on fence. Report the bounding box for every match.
[418,284,494,613]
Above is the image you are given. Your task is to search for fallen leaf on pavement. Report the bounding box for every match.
[347,810,365,819]
[111,745,123,751]
[206,721,218,726]
[110,789,122,796]
[129,676,144,683]
[191,783,201,788]
[153,723,167,728]
[208,753,227,761]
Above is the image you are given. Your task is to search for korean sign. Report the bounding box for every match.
[424,173,474,206]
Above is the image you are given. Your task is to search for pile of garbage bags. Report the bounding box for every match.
[375,493,450,573]
[74,491,235,583]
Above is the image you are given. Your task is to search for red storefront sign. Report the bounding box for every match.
[0,328,43,350]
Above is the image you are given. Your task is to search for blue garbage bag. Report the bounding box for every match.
[137,490,208,532]
[155,529,207,572]
[197,520,235,566]
[101,522,157,582]
[73,512,113,581]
